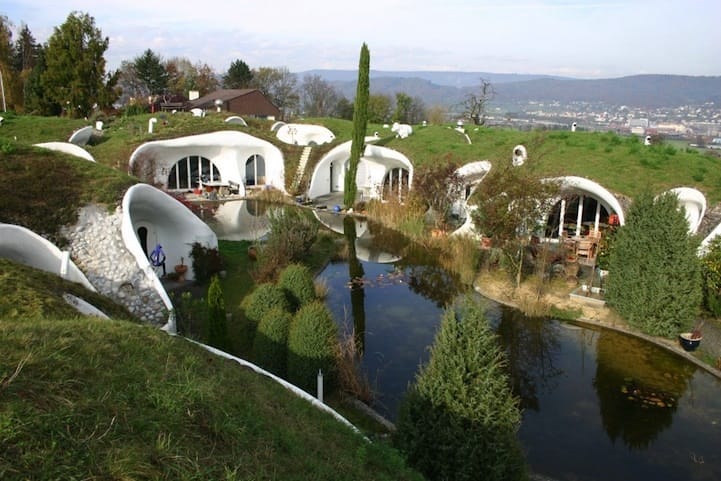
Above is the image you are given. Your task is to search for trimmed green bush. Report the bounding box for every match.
[394,295,526,481]
[251,307,293,378]
[701,236,721,316]
[287,300,338,394]
[206,275,229,350]
[279,263,317,310]
[605,190,702,337]
[241,283,291,327]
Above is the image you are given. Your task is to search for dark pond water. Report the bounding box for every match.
[320,258,721,480]
[210,203,721,481]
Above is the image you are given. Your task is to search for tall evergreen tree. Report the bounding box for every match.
[41,12,114,117]
[394,295,526,481]
[10,23,40,111]
[605,190,702,337]
[133,49,168,98]
[0,15,14,111]
[223,59,253,89]
[344,43,370,208]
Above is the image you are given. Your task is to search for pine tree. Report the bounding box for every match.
[223,59,253,89]
[394,295,526,481]
[344,43,370,208]
[133,49,168,97]
[605,190,702,337]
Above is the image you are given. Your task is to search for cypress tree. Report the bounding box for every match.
[206,275,229,350]
[605,190,702,337]
[344,43,370,208]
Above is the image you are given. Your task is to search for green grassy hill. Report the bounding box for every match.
[0,261,421,480]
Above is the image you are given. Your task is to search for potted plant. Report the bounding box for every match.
[679,321,704,352]
[174,256,188,282]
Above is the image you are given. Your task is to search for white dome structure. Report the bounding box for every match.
[128,130,286,195]
[307,141,413,202]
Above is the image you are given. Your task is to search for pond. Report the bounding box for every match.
[320,256,721,481]
[209,202,721,481]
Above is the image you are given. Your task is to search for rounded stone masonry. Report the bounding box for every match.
[61,204,167,325]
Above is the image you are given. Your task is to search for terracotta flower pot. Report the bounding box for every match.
[174,264,188,282]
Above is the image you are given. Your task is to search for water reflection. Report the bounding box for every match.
[206,202,721,480]
[593,330,694,450]
[493,309,564,412]
[207,199,271,241]
[344,215,366,354]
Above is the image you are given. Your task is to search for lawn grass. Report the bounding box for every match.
[0,312,422,480]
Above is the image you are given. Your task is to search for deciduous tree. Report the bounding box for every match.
[461,77,494,125]
[300,74,340,117]
[367,93,392,123]
[251,66,298,119]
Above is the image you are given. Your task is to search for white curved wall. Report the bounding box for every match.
[554,176,626,226]
[276,123,335,146]
[308,141,413,200]
[668,187,706,234]
[128,131,286,193]
[34,142,95,162]
[121,184,219,316]
[0,223,95,291]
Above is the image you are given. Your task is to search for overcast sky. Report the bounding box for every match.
[3,0,720,79]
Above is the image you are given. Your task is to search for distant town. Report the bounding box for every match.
[486,100,721,147]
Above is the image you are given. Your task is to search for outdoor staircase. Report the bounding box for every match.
[291,146,312,191]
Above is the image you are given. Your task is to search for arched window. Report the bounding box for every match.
[167,156,220,191]
[245,154,266,186]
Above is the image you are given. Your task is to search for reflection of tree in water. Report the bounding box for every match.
[594,331,695,450]
[344,216,366,354]
[495,308,563,411]
[397,242,465,309]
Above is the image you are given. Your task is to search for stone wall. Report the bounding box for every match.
[61,204,167,325]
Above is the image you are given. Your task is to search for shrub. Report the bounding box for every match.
[394,297,526,480]
[701,237,721,316]
[394,295,526,481]
[256,208,319,281]
[605,190,702,337]
[287,300,338,394]
[206,275,229,351]
[252,307,293,378]
[189,242,224,285]
[278,263,317,310]
[241,283,290,328]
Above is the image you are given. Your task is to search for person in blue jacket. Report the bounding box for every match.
[149,243,166,276]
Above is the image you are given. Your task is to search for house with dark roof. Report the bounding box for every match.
[187,89,281,120]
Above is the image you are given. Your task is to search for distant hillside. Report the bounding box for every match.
[490,75,721,108]
[297,69,564,87]
[300,70,721,109]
